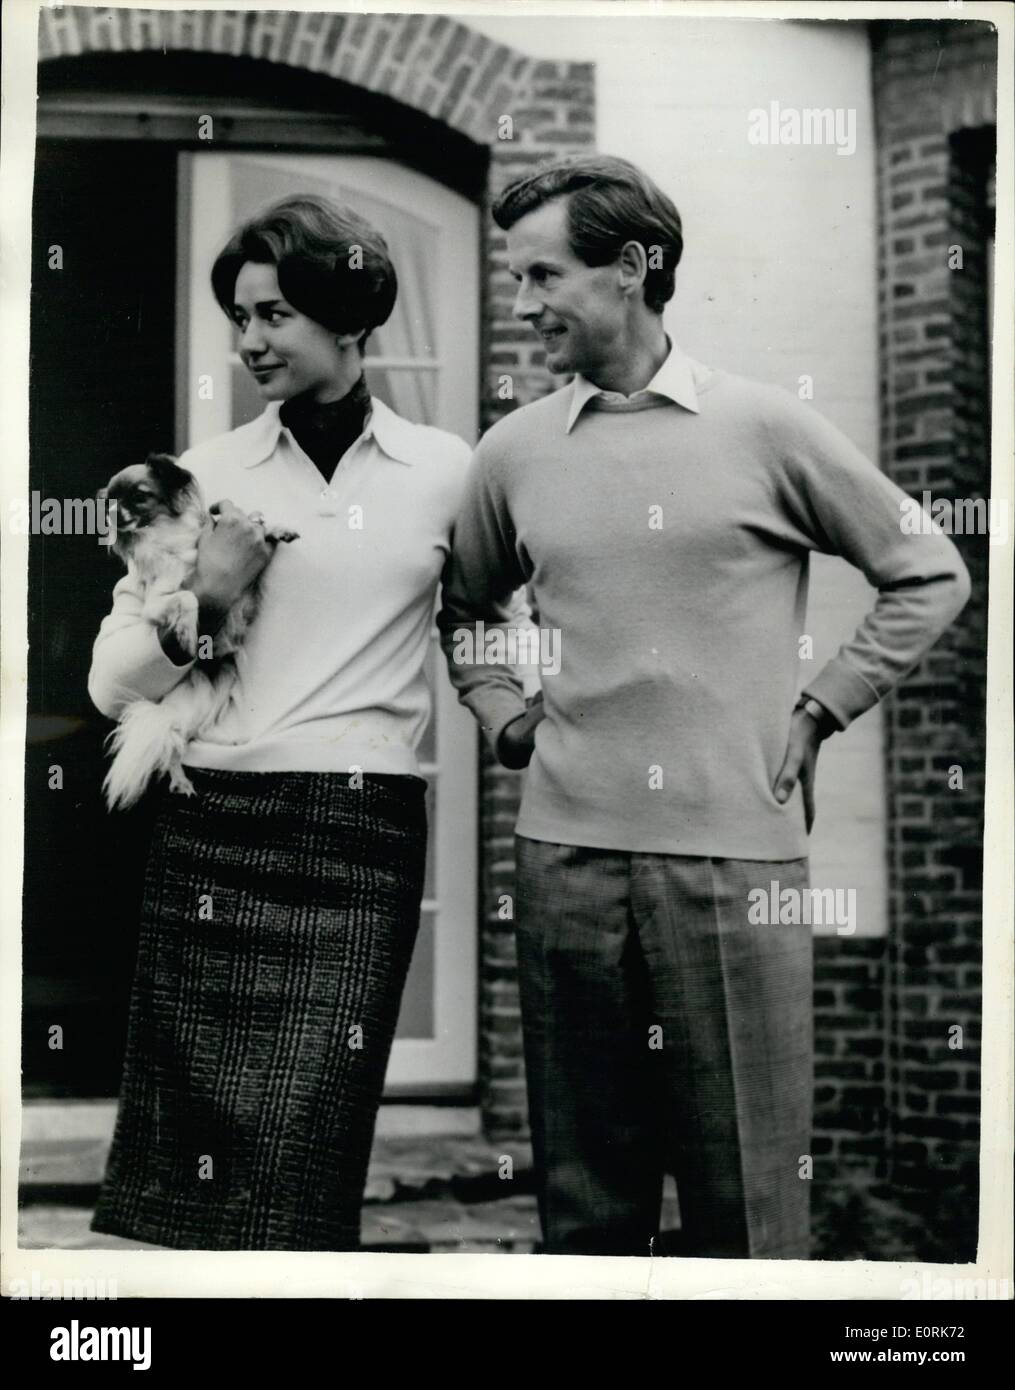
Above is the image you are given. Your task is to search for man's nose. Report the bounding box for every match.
[512,283,542,322]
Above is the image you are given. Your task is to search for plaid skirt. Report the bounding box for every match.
[91,768,427,1251]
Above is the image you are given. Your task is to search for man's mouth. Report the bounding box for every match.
[538,326,567,345]
[249,362,284,378]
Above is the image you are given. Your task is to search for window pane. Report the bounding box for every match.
[364,364,437,426]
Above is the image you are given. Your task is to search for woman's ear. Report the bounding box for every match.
[333,331,364,350]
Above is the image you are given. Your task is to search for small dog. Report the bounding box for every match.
[99,452,297,810]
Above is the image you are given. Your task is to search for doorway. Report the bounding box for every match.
[25,128,481,1099]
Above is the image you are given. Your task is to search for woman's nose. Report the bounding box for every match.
[240,319,267,354]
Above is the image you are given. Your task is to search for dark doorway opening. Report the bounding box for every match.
[24,140,177,1097]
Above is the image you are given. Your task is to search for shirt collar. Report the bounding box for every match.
[565,338,701,434]
[240,394,420,468]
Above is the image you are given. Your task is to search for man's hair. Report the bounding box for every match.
[211,194,397,344]
[492,155,683,314]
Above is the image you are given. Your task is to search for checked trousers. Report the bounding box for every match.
[514,836,814,1259]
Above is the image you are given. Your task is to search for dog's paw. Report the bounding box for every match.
[145,590,199,655]
[168,765,196,797]
[169,592,200,656]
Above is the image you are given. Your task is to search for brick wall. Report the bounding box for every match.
[813,938,890,1179]
[870,19,996,1198]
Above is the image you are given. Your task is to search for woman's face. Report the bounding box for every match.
[231,261,353,404]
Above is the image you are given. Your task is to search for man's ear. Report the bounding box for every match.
[617,239,649,297]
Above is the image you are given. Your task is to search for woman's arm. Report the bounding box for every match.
[88,501,276,720]
[87,572,198,720]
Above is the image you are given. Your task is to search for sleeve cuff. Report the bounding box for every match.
[802,658,881,733]
[88,625,195,718]
[470,685,529,757]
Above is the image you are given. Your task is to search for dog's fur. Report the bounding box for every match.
[99,453,296,810]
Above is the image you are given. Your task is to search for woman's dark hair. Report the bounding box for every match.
[211,194,397,345]
[492,155,683,314]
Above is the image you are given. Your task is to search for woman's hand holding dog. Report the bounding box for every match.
[190,500,279,632]
[157,500,281,664]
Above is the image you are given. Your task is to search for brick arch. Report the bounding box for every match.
[37,8,597,415]
[38,7,539,147]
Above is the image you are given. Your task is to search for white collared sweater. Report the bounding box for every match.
[89,400,472,776]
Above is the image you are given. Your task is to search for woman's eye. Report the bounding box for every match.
[266,311,285,325]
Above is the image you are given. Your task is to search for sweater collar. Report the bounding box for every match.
[565,338,701,433]
[239,394,422,468]
[278,374,371,439]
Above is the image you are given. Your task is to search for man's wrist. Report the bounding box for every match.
[795,695,838,738]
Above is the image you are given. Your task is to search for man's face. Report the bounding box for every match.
[506,197,627,378]
[232,261,350,403]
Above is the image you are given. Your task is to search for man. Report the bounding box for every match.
[438,155,970,1258]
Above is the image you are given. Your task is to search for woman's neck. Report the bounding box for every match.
[279,375,371,484]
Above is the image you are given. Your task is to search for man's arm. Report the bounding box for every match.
[772,392,971,726]
[437,442,533,761]
[764,391,971,828]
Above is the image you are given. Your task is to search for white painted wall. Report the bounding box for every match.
[475,14,886,933]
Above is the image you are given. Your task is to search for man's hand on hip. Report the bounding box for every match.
[773,701,836,833]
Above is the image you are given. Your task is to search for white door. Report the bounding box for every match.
[177,152,479,1091]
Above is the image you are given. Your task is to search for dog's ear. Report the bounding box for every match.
[145,453,199,515]
[145,452,193,490]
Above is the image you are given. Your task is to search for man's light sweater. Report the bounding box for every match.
[438,363,970,859]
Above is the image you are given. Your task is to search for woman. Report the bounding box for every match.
[88,195,474,1250]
